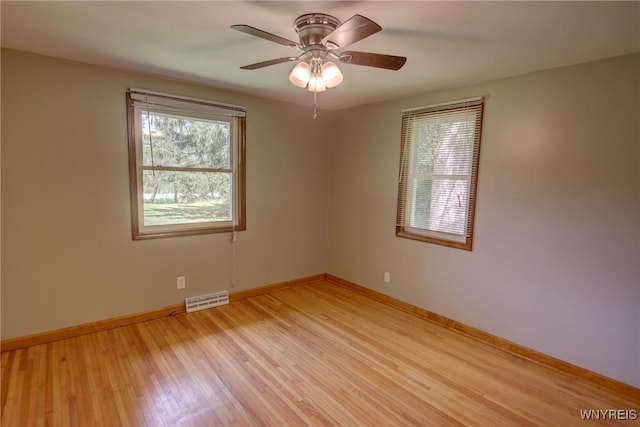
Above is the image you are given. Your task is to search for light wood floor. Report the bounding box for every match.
[2,281,638,426]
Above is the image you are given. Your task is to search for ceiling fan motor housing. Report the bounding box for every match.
[294,13,341,48]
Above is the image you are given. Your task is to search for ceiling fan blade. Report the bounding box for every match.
[339,51,407,70]
[231,24,301,50]
[240,57,298,70]
[321,14,381,49]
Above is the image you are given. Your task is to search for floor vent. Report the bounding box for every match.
[185,291,229,313]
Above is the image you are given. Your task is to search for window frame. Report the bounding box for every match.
[126,90,246,240]
[396,98,484,251]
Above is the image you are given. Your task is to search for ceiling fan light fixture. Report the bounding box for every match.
[289,61,311,88]
[321,61,343,88]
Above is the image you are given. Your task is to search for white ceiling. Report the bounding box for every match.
[2,1,639,111]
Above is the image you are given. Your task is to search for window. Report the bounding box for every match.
[396,98,484,250]
[126,89,246,240]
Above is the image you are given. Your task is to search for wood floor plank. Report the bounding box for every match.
[2,281,638,426]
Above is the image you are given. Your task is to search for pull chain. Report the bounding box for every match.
[313,91,318,119]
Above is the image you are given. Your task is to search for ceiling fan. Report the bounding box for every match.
[231,13,407,95]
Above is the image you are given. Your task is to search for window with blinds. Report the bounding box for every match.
[126,89,246,240]
[396,98,484,250]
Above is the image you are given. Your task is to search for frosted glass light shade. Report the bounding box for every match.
[289,62,311,88]
[307,74,327,92]
[321,61,343,88]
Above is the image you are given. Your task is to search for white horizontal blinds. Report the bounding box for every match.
[128,89,246,118]
[397,98,483,244]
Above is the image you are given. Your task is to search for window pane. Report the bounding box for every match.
[415,117,475,176]
[142,170,231,226]
[410,178,469,235]
[141,112,230,169]
[409,111,476,236]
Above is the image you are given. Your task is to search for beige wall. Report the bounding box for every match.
[1,49,330,339]
[327,53,640,387]
[2,49,639,388]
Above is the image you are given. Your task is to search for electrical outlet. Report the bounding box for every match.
[384,272,391,284]
[177,276,186,289]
